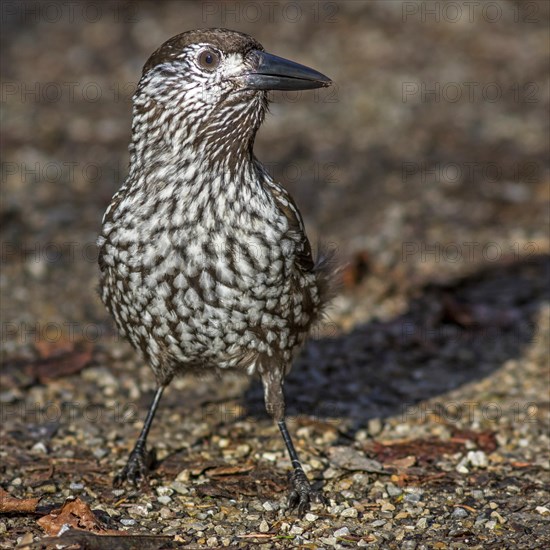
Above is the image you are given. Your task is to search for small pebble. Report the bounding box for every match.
[334,526,350,537]
[341,507,358,518]
[329,504,344,514]
[416,517,428,530]
[386,483,402,497]
[259,520,269,533]
[171,481,189,494]
[262,501,275,512]
[467,450,488,468]
[159,507,174,519]
[93,448,108,459]
[156,486,173,497]
[262,452,278,462]
[18,533,33,546]
[451,507,468,519]
[234,444,250,457]
[31,442,48,454]
[128,504,150,517]
[368,418,383,436]
[310,457,324,469]
[176,469,190,482]
[491,511,506,524]
[120,518,136,526]
[305,513,318,521]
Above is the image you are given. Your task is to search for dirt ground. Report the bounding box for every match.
[1,1,549,548]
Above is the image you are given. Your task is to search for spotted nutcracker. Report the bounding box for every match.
[98,28,333,513]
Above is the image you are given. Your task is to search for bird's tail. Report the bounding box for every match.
[313,241,341,318]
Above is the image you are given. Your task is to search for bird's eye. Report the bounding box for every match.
[198,49,221,71]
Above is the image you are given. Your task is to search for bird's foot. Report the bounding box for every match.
[113,444,156,488]
[287,468,325,515]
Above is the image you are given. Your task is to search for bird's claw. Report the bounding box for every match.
[113,445,155,488]
[287,468,325,515]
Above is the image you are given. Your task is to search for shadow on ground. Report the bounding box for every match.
[240,255,548,432]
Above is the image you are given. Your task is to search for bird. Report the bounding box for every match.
[97,28,333,513]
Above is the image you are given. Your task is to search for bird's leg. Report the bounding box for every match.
[262,371,322,514]
[114,385,165,487]
[277,418,319,514]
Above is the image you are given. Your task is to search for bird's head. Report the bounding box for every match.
[131,28,331,170]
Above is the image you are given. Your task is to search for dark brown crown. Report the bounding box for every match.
[142,28,264,75]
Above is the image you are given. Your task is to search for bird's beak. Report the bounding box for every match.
[244,50,332,91]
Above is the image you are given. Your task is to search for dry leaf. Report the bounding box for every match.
[35,338,77,359]
[239,533,275,539]
[37,497,119,536]
[34,343,93,383]
[386,455,416,470]
[451,430,497,453]
[0,487,39,513]
[510,461,532,468]
[342,250,370,289]
[206,463,254,477]
[368,438,464,465]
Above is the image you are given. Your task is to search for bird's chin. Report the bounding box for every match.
[227,88,268,108]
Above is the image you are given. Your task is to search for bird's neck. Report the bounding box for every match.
[123,92,276,227]
[125,101,275,225]
[126,155,273,229]
[129,94,266,180]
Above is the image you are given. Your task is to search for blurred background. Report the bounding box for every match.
[1,1,549,546]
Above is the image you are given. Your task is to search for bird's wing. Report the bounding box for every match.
[97,184,129,273]
[263,178,315,272]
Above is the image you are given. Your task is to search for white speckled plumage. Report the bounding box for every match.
[99,29,331,399]
[98,29,333,510]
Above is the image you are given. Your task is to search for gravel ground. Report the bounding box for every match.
[1,1,549,549]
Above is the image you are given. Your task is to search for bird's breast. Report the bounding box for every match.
[98,173,322,374]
